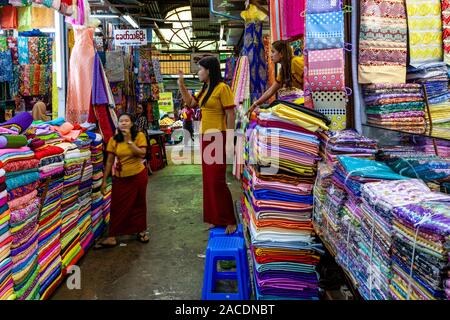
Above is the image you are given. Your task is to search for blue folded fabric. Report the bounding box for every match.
[337,156,410,180]
[252,189,314,204]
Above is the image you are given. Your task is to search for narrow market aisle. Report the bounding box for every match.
[51,164,242,300]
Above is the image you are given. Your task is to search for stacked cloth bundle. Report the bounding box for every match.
[242,101,328,300]
[361,179,450,300]
[73,134,93,251]
[3,145,40,300]
[391,200,450,300]
[313,156,409,300]
[385,155,450,187]
[29,123,63,145]
[33,144,65,300]
[57,143,84,272]
[407,62,450,139]
[0,162,14,300]
[362,83,426,134]
[87,132,106,239]
[318,130,378,165]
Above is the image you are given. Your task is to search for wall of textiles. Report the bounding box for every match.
[0,111,111,300]
[0,4,58,121]
[313,129,450,299]
[305,0,350,130]
[354,0,450,142]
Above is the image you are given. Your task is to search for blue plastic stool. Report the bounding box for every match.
[209,224,244,239]
[202,236,250,300]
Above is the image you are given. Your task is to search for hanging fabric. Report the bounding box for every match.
[443,0,450,65]
[406,0,443,67]
[105,51,125,83]
[269,0,284,41]
[358,0,408,84]
[0,6,18,29]
[243,21,268,103]
[306,48,345,91]
[307,0,343,13]
[0,50,13,82]
[31,6,55,29]
[66,27,95,124]
[312,91,347,130]
[17,6,31,32]
[283,0,305,39]
[305,11,344,50]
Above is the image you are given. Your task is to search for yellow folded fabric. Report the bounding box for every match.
[268,104,329,131]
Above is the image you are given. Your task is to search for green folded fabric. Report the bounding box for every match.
[0,135,28,149]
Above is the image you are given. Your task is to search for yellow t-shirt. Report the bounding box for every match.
[276,55,304,89]
[106,132,148,178]
[194,82,235,134]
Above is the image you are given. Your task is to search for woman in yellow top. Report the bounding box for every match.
[95,113,149,248]
[249,40,304,113]
[178,56,237,234]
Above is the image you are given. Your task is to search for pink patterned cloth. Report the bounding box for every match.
[306,48,345,91]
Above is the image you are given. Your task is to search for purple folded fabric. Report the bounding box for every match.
[0,112,33,134]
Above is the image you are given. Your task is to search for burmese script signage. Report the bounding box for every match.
[114,29,147,46]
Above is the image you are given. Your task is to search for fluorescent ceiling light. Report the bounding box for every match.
[91,14,119,19]
[123,14,139,29]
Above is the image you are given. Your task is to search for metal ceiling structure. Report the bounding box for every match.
[88,0,269,52]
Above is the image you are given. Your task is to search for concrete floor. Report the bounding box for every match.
[52,161,243,300]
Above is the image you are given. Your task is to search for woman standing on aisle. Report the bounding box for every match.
[95,113,149,248]
[135,103,149,133]
[248,40,304,114]
[177,56,237,234]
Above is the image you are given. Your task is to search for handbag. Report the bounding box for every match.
[312,91,347,131]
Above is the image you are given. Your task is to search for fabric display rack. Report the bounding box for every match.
[224,0,450,301]
[0,3,60,121]
[0,111,111,300]
[240,101,330,300]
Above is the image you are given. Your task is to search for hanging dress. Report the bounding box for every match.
[66,27,95,124]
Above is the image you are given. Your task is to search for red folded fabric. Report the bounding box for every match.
[34,146,65,160]
[3,159,39,173]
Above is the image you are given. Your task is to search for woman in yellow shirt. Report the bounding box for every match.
[178,56,237,234]
[95,113,149,248]
[250,40,304,113]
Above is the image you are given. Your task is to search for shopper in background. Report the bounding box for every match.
[31,101,50,122]
[248,40,304,114]
[181,103,195,145]
[135,103,149,134]
[95,113,149,248]
[177,56,237,234]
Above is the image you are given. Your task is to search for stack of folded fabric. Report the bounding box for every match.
[318,130,378,165]
[391,200,449,300]
[4,146,41,300]
[362,179,450,300]
[73,134,94,251]
[57,143,84,272]
[87,133,106,239]
[416,137,450,158]
[385,155,450,189]
[242,101,328,300]
[0,162,14,300]
[314,156,409,300]
[33,144,65,300]
[407,62,450,139]
[29,124,63,145]
[362,84,426,134]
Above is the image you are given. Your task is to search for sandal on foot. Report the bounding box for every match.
[137,233,150,243]
[93,241,117,250]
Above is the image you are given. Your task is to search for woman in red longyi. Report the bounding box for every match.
[178,56,237,234]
